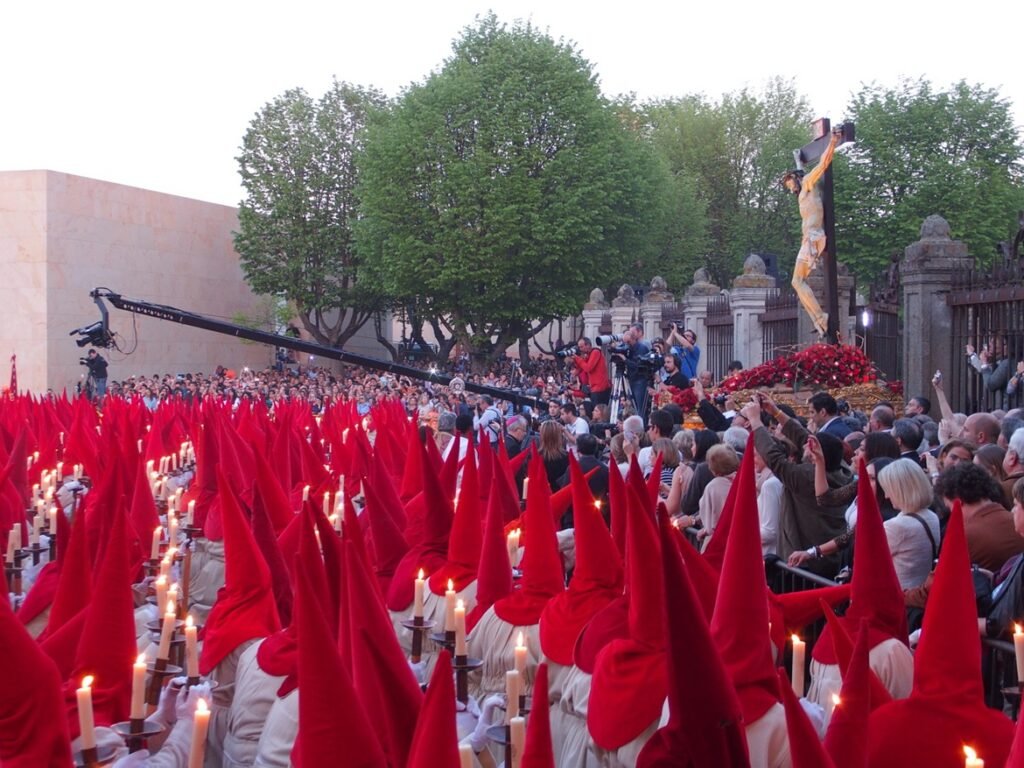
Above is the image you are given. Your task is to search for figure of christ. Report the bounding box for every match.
[782,128,843,337]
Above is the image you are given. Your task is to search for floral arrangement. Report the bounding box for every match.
[718,344,880,393]
[664,385,699,413]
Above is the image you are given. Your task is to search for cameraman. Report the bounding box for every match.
[81,349,108,399]
[571,337,611,406]
[473,394,503,446]
[622,324,652,418]
[666,324,701,380]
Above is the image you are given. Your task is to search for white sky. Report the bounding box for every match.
[2,0,1019,207]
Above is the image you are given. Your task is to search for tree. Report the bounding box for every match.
[641,79,812,282]
[234,80,387,347]
[355,14,669,365]
[834,78,1024,282]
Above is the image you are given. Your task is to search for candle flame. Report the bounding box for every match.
[1016,623,1023,635]
[82,674,94,689]
[517,631,525,648]
[456,598,465,610]
[791,633,801,644]
[418,568,425,580]
[136,653,146,665]
[447,578,454,592]
[166,599,176,616]
[594,500,601,509]
[197,698,209,714]
[831,694,841,707]
[156,575,167,586]
[964,746,978,760]
[186,615,194,629]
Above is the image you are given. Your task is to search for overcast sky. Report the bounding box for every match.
[2,0,1019,207]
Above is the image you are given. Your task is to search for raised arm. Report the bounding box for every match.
[802,130,841,192]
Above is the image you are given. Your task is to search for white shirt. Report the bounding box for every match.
[884,510,941,589]
[758,475,783,557]
[565,417,590,455]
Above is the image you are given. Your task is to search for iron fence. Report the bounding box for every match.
[761,288,800,363]
[857,303,902,383]
[705,294,734,382]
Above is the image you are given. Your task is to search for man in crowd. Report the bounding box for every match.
[892,418,926,467]
[808,391,852,439]
[560,402,589,455]
[868,404,895,433]
[83,348,109,399]
[571,336,611,407]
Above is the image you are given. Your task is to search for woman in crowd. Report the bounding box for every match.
[982,477,1024,639]
[877,458,942,588]
[974,443,1011,507]
[651,437,680,499]
[694,444,740,550]
[538,420,570,491]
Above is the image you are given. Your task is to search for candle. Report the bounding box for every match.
[130,653,147,720]
[5,529,16,564]
[168,514,179,544]
[414,568,425,618]
[185,615,199,679]
[514,631,527,676]
[521,477,529,502]
[146,460,155,476]
[155,576,169,616]
[830,693,841,720]
[454,599,467,657]
[186,500,196,527]
[151,526,162,560]
[302,485,310,502]
[17,521,26,549]
[791,634,805,696]
[1014,624,1024,684]
[48,507,58,535]
[56,462,64,481]
[964,746,984,767]
[171,453,178,472]
[445,579,457,632]
[30,517,40,547]
[506,670,520,721]
[174,488,184,512]
[459,744,474,768]
[322,492,330,517]
[157,600,176,661]
[74,464,82,480]
[31,483,40,499]
[510,716,525,768]
[188,697,211,768]
[328,513,341,533]
[507,529,520,567]
[77,675,96,750]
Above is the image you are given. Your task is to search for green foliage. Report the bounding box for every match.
[640,79,812,283]
[234,80,387,347]
[835,78,1024,281]
[355,14,670,357]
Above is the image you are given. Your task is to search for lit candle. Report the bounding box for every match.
[157,599,176,661]
[174,488,183,511]
[964,745,984,768]
[30,517,40,547]
[151,526,162,560]
[414,569,425,618]
[506,670,520,721]
[328,513,341,533]
[17,521,26,549]
[74,464,82,480]
[507,529,520,567]
[791,634,805,696]
[445,579,457,632]
[146,459,155,476]
[455,599,467,657]
[168,514,179,544]
[155,576,169,616]
[1014,624,1024,684]
[185,615,199,679]
[186,500,196,527]
[510,716,525,768]
[323,491,330,517]
[130,653,147,720]
[5,529,17,564]
[521,477,529,502]
[302,485,310,502]
[459,744,474,768]
[514,631,527,676]
[77,675,96,750]
[56,461,64,481]
[31,483,40,499]
[188,697,210,768]
[48,507,58,535]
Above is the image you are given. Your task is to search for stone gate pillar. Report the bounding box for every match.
[731,255,776,368]
[901,215,971,402]
[641,276,675,342]
[581,288,608,342]
[679,267,721,376]
[610,284,640,336]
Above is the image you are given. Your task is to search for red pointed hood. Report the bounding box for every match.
[768,584,851,655]
[40,507,91,640]
[521,662,556,768]
[0,588,73,767]
[821,603,892,710]
[710,433,780,725]
[362,460,410,585]
[493,452,564,626]
[429,447,481,594]
[293,558,386,768]
[823,619,872,768]
[815,458,907,664]
[607,451,627,556]
[399,420,424,502]
[588,483,666,750]
[466,478,514,633]
[637,511,750,768]
[252,448,298,535]
[778,668,837,768]
[539,454,623,665]
[250,487,294,628]
[406,651,460,768]
[200,468,281,674]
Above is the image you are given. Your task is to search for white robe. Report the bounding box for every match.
[253,690,298,768]
[205,639,257,768]
[745,702,792,768]
[466,608,541,700]
[222,640,287,768]
[189,538,225,624]
[556,665,594,768]
[807,637,914,726]
[388,580,478,680]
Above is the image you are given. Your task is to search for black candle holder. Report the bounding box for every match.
[73,744,117,767]
[145,658,183,706]
[486,723,513,768]
[452,655,483,704]
[111,718,166,753]
[28,542,46,567]
[430,630,456,654]
[400,617,436,663]
[1002,684,1022,720]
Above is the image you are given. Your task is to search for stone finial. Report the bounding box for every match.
[920,215,951,240]
[645,275,673,303]
[584,287,608,310]
[612,284,639,307]
[732,253,776,288]
[686,266,721,296]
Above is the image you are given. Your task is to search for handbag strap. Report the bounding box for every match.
[907,512,938,561]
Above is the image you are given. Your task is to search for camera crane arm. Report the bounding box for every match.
[88,288,541,408]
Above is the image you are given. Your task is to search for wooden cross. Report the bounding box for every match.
[794,118,855,344]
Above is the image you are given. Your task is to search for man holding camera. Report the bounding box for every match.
[81,348,108,399]
[473,394,503,446]
[622,324,652,418]
[571,337,611,407]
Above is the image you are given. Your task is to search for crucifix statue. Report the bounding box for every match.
[782,118,855,343]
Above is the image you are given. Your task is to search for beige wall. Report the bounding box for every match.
[0,170,274,393]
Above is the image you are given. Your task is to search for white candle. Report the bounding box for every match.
[510,715,525,768]
[151,526,162,560]
[521,477,529,502]
[413,569,425,618]
[455,599,467,657]
[157,600,176,661]
[302,485,310,502]
[146,460,155,477]
[31,483,40,499]
[964,745,984,767]
[1014,624,1024,684]
[323,492,331,517]
[514,631,527,676]
[17,521,26,549]
[130,653,147,720]
[507,529,520,568]
[77,675,96,750]
[74,464,82,480]
[506,670,520,721]
[185,615,199,679]
[155,576,169,616]
[168,514,179,544]
[188,698,210,768]
[48,507,58,535]
[445,579,457,632]
[459,744,474,768]
[5,529,16,564]
[30,517,40,547]
[186,500,196,527]
[791,634,805,696]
